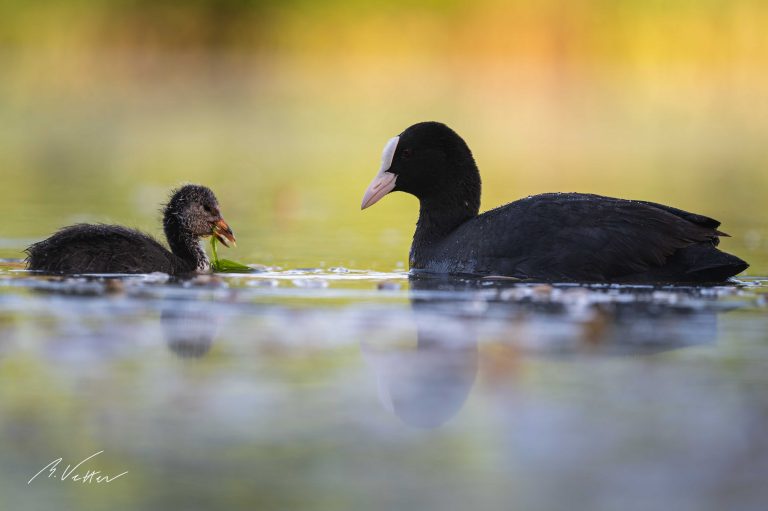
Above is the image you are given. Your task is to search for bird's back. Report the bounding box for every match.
[25,224,181,274]
[414,193,748,282]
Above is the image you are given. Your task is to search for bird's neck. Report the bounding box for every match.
[411,177,481,266]
[163,214,210,272]
[415,198,478,241]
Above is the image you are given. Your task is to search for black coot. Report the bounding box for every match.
[26,184,236,275]
[361,122,748,282]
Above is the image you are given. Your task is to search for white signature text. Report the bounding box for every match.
[28,450,128,485]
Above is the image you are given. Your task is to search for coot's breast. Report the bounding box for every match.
[410,200,531,277]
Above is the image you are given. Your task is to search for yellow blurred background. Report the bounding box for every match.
[1,0,766,273]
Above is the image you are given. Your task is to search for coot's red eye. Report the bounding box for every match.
[401,148,413,159]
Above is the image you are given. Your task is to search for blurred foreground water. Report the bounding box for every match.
[1,262,767,511]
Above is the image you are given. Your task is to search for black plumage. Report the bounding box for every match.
[361,122,748,283]
[25,184,236,275]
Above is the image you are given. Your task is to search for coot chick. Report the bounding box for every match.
[361,122,748,283]
[26,184,236,275]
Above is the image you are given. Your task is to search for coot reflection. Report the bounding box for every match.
[161,303,219,358]
[363,275,725,428]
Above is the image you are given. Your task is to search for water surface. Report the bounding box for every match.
[1,262,767,511]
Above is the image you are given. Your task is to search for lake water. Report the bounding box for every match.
[1,262,767,510]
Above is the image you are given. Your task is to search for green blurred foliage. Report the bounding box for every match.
[0,0,765,272]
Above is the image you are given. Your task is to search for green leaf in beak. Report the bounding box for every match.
[209,235,254,273]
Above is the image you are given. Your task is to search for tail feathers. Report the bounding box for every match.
[682,244,748,282]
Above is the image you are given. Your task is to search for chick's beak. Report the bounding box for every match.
[212,218,236,248]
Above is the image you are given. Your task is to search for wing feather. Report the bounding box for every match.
[465,193,723,280]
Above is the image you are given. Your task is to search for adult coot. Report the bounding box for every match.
[361,122,748,282]
[26,184,236,275]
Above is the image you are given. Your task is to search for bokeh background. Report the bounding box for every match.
[0,0,766,272]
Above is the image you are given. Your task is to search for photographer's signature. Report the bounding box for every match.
[28,450,128,485]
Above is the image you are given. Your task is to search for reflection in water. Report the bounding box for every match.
[413,274,725,353]
[361,304,479,429]
[364,275,726,428]
[160,302,219,358]
[362,276,483,428]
